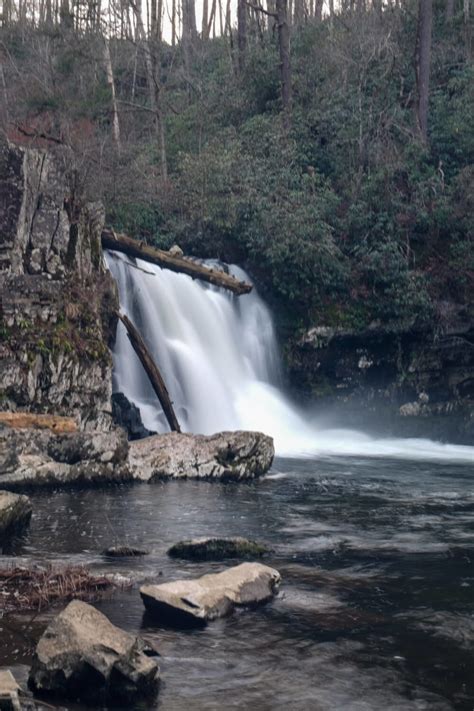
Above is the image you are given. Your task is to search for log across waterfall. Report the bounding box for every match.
[102,229,252,295]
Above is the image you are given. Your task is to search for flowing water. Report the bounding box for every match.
[106,251,473,462]
[2,457,474,710]
[1,254,473,710]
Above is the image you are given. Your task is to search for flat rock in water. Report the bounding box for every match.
[129,431,274,481]
[140,562,281,627]
[168,537,269,561]
[103,545,149,557]
[0,491,32,541]
[28,600,159,705]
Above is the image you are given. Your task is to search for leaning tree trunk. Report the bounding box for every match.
[117,313,181,433]
[415,0,433,143]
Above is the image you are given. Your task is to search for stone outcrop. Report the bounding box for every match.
[0,426,131,490]
[28,600,160,705]
[140,562,281,627]
[0,491,32,541]
[287,312,474,444]
[168,537,269,561]
[0,425,274,490]
[128,430,274,481]
[0,136,118,430]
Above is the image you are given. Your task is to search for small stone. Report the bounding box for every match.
[140,562,281,627]
[103,545,149,557]
[0,491,32,542]
[168,537,269,561]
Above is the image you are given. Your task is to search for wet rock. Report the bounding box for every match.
[0,491,32,541]
[0,670,21,711]
[140,562,281,627]
[111,392,155,440]
[129,430,274,481]
[0,427,131,490]
[168,537,269,561]
[103,545,149,557]
[28,600,159,706]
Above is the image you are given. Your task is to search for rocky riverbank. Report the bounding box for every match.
[286,317,474,444]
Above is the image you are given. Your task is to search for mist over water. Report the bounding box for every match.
[106,252,474,463]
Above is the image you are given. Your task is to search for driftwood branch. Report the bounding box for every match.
[102,228,252,296]
[117,312,181,433]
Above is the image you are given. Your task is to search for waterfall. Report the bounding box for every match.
[106,251,474,462]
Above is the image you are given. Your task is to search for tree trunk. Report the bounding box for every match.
[415,0,433,143]
[202,0,209,37]
[117,313,181,433]
[102,229,253,295]
[103,38,121,150]
[237,0,247,70]
[276,0,292,128]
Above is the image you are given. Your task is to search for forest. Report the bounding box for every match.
[0,0,473,336]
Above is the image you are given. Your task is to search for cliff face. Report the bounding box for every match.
[287,314,474,444]
[0,137,118,429]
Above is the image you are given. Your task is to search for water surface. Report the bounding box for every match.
[2,455,473,710]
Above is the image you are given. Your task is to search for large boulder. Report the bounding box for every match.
[28,600,159,706]
[0,426,131,490]
[0,491,32,541]
[129,430,274,481]
[168,537,269,561]
[140,562,281,627]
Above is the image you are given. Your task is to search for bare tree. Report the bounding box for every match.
[415,0,433,143]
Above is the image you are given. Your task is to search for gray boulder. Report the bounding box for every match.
[28,600,159,706]
[0,427,132,490]
[129,430,274,481]
[168,537,269,561]
[0,491,32,541]
[140,562,281,627]
[102,545,149,557]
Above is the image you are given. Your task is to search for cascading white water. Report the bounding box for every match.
[107,251,474,463]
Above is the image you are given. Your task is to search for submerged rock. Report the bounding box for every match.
[129,430,274,481]
[168,537,269,561]
[140,562,281,627]
[103,545,149,557]
[28,600,159,706]
[0,491,32,541]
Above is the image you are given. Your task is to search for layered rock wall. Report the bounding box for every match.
[0,137,118,429]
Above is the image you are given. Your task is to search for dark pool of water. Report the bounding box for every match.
[1,455,473,710]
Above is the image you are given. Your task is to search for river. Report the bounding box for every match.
[2,453,473,710]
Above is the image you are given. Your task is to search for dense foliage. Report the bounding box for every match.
[1,2,473,335]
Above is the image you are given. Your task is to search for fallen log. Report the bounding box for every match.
[117,313,181,433]
[102,228,252,296]
[0,412,77,432]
